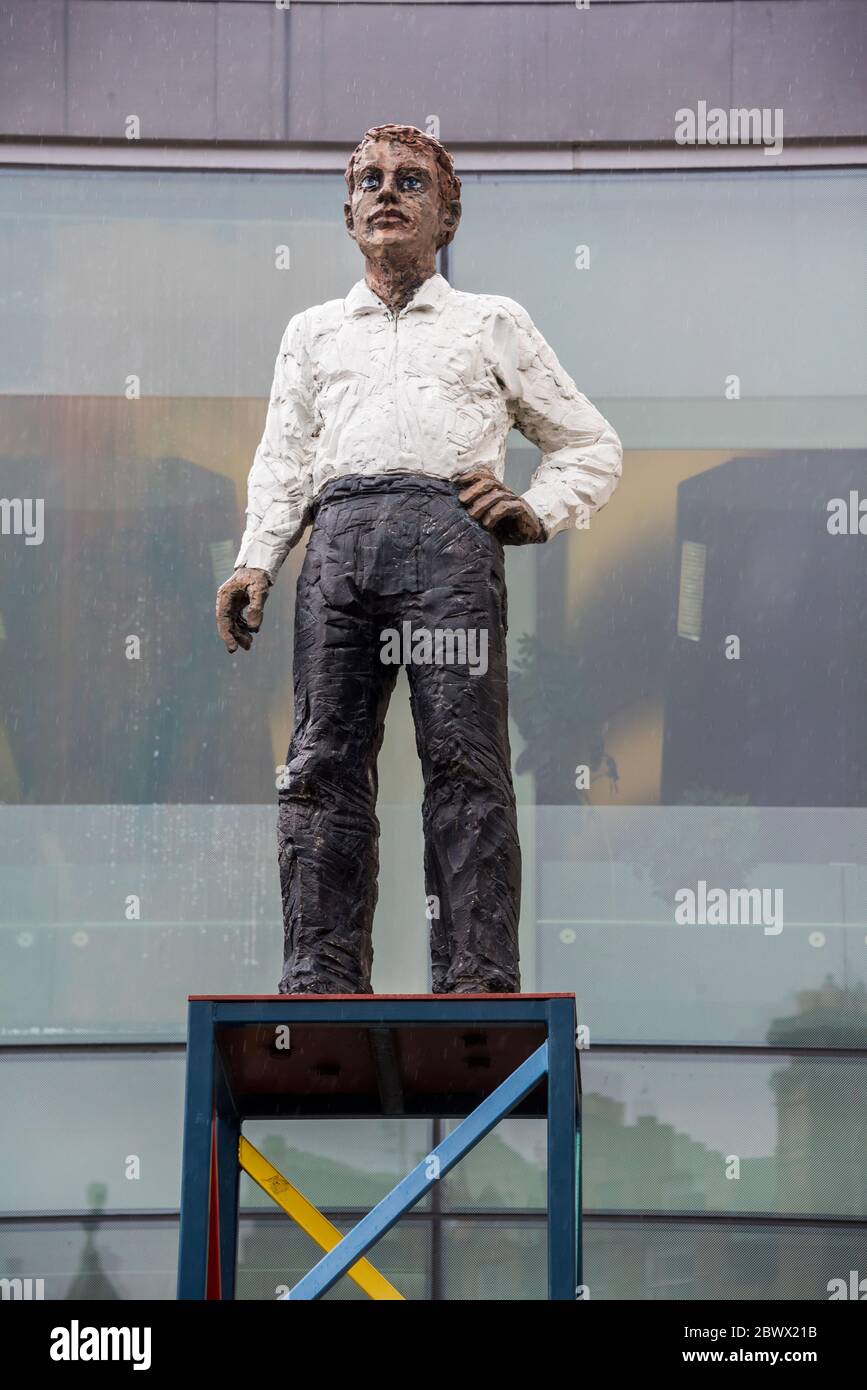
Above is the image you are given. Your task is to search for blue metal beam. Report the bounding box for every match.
[281,1041,550,1300]
[546,998,579,1299]
[177,1001,216,1299]
[215,1053,241,1300]
[211,998,553,1027]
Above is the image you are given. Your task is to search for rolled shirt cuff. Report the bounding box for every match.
[520,483,584,541]
[233,538,285,582]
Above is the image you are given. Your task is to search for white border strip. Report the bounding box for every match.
[1,140,865,174]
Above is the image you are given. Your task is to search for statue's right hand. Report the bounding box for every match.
[216,567,272,654]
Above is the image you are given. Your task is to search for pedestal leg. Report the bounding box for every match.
[178,1001,216,1299]
[547,998,578,1300]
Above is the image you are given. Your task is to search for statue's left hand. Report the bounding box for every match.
[457,468,545,545]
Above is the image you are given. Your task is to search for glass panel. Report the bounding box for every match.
[453,173,867,1029]
[454,174,867,1045]
[451,170,867,447]
[0,167,430,1039]
[0,1054,436,1218]
[441,1219,547,1300]
[236,1215,431,1301]
[439,1118,546,1210]
[0,804,431,1039]
[585,1217,867,1301]
[0,1218,178,1300]
[583,1053,867,1218]
[240,1118,433,1211]
[2,1214,857,1301]
[1,170,358,397]
[0,1053,184,1212]
[538,809,867,1044]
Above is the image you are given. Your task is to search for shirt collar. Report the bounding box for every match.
[345,272,452,318]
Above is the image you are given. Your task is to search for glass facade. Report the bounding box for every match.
[1,163,865,1298]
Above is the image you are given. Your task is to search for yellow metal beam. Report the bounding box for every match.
[238,1136,405,1301]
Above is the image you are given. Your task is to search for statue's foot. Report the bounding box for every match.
[276,977,373,995]
[433,977,521,995]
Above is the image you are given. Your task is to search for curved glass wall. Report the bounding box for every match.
[1,163,864,1298]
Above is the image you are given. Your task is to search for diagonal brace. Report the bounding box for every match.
[239,1137,404,1300]
[281,1040,549,1300]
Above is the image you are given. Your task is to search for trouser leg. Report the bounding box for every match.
[277,525,397,994]
[406,499,522,993]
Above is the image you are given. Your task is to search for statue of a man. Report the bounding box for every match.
[216,124,622,995]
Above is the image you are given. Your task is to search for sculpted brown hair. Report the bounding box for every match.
[345,124,462,249]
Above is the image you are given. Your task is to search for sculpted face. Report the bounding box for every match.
[345,138,454,263]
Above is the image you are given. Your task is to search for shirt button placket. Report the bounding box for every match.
[390,308,404,457]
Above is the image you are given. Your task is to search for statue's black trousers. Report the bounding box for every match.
[277,472,521,994]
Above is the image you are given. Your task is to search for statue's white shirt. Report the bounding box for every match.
[235,273,622,578]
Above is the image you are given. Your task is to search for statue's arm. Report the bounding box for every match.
[493,300,623,541]
[217,314,317,653]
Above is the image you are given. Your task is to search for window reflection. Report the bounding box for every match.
[583,1044,867,1217]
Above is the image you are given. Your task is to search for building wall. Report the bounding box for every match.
[0,0,865,1301]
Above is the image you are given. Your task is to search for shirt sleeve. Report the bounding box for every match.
[234,312,317,581]
[488,299,623,540]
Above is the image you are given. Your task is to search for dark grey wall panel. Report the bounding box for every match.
[66,0,218,139]
[0,1,864,143]
[216,1,287,140]
[284,3,733,143]
[733,0,867,137]
[0,0,65,136]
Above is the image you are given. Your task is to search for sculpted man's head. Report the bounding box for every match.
[344,124,462,269]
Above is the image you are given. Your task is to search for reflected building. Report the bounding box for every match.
[664,453,867,807]
[769,978,867,1218]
